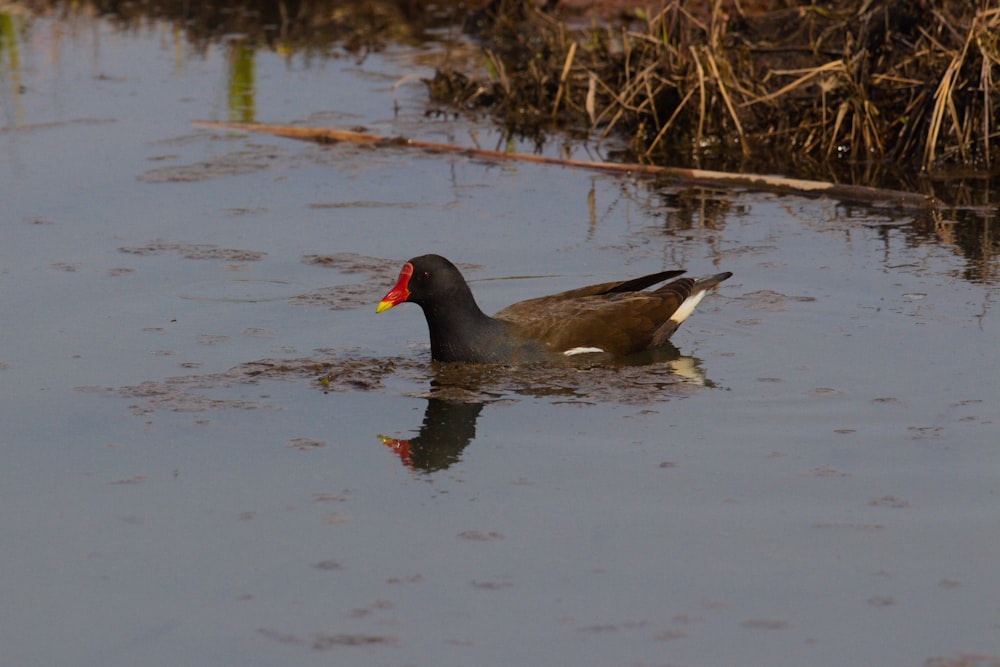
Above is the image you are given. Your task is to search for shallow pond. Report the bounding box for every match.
[2,7,999,667]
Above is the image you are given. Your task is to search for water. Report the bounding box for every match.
[2,7,999,667]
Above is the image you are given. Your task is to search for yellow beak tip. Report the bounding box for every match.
[375,300,394,314]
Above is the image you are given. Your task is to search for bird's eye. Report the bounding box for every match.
[417,271,430,282]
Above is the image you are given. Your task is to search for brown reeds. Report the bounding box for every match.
[428,0,1000,176]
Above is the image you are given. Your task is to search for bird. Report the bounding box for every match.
[376,254,731,364]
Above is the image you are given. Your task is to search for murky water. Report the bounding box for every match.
[2,6,999,667]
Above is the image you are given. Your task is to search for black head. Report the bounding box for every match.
[376,254,475,312]
[377,255,518,362]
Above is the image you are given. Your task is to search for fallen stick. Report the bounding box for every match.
[193,121,940,211]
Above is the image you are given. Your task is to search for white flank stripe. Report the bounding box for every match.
[563,346,605,356]
[668,290,707,324]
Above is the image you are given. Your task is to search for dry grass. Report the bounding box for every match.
[429,0,1000,175]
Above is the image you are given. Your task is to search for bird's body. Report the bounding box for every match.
[377,254,731,364]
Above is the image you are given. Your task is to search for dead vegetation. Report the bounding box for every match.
[429,0,1000,176]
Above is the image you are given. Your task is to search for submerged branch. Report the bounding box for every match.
[193,120,939,211]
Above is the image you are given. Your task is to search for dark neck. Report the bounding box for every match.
[421,297,510,363]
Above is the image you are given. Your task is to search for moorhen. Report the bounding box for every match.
[376,254,731,363]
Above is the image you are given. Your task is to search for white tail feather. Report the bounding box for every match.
[668,290,707,325]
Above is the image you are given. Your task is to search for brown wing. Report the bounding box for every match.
[497,277,698,356]
[495,270,685,323]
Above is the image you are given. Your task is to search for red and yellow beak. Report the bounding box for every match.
[376,262,414,313]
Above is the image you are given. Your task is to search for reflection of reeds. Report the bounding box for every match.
[432,0,999,175]
[12,0,456,54]
[1,11,26,127]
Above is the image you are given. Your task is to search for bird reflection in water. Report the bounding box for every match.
[378,398,484,472]
[377,343,713,472]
